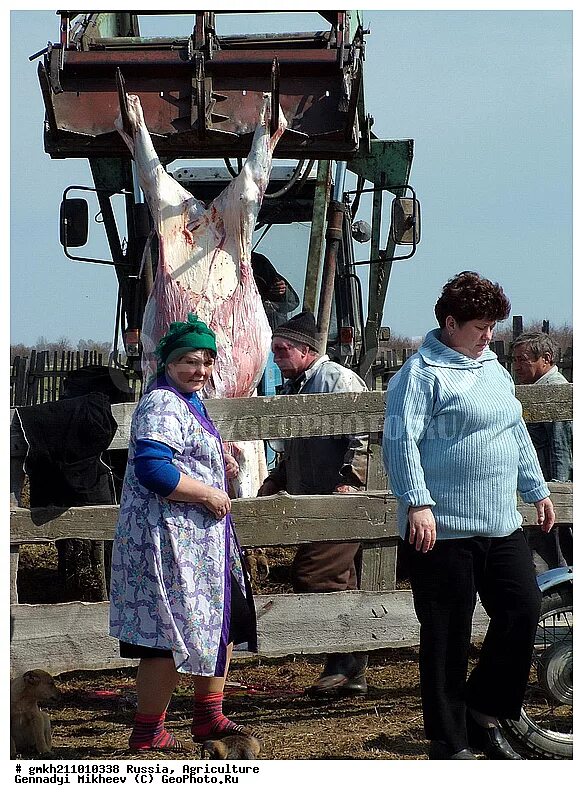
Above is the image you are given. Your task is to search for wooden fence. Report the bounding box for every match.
[9,384,573,676]
[373,342,573,389]
[10,350,105,407]
[10,337,573,408]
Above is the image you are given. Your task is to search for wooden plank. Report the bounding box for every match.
[9,385,573,452]
[59,349,66,399]
[14,356,27,407]
[10,484,573,546]
[51,351,58,401]
[359,541,397,592]
[110,392,388,447]
[10,492,399,546]
[360,435,395,591]
[252,591,489,657]
[26,350,37,406]
[35,351,47,404]
[365,434,388,492]
[10,546,19,605]
[9,592,491,675]
[515,384,573,423]
[10,357,18,407]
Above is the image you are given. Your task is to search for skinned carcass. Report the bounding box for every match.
[115,93,287,496]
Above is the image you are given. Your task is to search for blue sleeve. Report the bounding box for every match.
[383,362,436,508]
[134,438,181,497]
[513,420,551,502]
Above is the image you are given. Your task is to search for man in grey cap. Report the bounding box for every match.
[258,310,370,695]
[512,331,572,571]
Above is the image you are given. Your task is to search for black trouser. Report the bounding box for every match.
[405,529,541,752]
[528,525,573,575]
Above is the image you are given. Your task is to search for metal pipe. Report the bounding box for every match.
[332,160,347,202]
[316,199,345,355]
[314,160,348,353]
[303,160,331,312]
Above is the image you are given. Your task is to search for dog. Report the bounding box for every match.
[243,548,270,587]
[200,734,261,760]
[10,669,60,757]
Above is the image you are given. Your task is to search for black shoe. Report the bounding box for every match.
[306,653,368,696]
[339,672,368,695]
[428,741,477,760]
[466,714,522,760]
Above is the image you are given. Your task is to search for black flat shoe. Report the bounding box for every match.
[466,714,522,760]
[428,740,477,760]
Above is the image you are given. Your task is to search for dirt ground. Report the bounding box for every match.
[24,649,435,761]
[13,543,532,761]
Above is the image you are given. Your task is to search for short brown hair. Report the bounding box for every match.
[434,271,511,328]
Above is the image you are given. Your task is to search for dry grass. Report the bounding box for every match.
[19,648,434,760]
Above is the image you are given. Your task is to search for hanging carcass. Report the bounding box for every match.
[115,92,287,495]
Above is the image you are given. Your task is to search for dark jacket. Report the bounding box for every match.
[527,367,572,482]
[268,356,369,494]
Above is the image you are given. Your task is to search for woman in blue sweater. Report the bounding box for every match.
[383,272,555,760]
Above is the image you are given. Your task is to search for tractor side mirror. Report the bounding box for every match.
[60,198,88,248]
[391,196,421,245]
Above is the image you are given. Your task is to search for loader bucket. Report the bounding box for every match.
[38,11,366,160]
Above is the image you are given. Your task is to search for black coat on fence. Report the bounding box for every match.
[17,393,117,508]
[16,392,119,602]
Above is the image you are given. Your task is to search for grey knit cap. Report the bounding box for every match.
[272,310,318,350]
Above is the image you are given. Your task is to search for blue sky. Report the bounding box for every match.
[9,7,573,346]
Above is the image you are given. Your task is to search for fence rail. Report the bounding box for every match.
[9,385,573,676]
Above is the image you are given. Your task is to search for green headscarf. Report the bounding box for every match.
[155,313,217,373]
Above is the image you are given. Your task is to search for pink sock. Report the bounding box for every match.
[191,692,247,740]
[129,711,182,750]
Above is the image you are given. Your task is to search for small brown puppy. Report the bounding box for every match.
[243,548,270,587]
[201,734,261,760]
[10,669,60,757]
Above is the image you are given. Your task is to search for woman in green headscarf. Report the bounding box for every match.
[110,313,257,752]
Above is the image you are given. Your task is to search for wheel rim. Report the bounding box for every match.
[521,600,573,743]
[537,639,573,705]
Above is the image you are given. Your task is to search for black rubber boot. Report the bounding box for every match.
[307,652,368,696]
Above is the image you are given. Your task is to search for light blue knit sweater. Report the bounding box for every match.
[383,328,549,540]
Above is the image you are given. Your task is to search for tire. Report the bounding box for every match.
[503,585,573,759]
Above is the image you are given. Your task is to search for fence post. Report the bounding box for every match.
[359,435,397,592]
[59,350,67,398]
[11,356,28,407]
[542,319,550,333]
[26,350,37,405]
[562,346,573,382]
[512,315,523,340]
[50,351,59,401]
[491,340,508,371]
